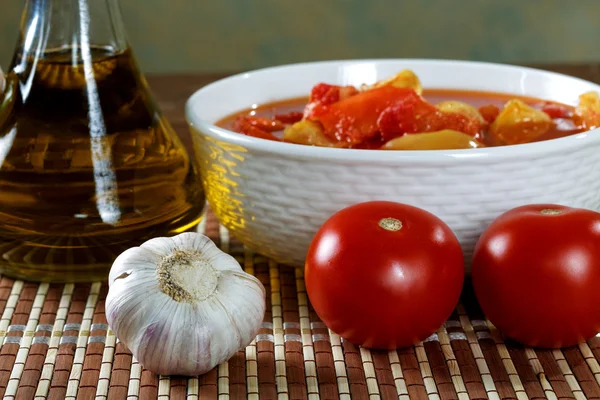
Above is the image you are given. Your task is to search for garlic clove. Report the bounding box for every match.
[169,231,213,252]
[129,297,242,376]
[214,271,266,347]
[108,247,161,284]
[106,279,163,339]
[137,302,213,376]
[205,248,246,273]
[139,235,181,258]
[199,297,247,367]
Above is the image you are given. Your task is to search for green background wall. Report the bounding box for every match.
[1,0,600,73]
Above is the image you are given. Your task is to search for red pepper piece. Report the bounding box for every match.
[376,93,438,140]
[312,86,421,144]
[274,111,303,124]
[379,104,482,141]
[478,105,500,124]
[233,116,281,141]
[309,83,359,105]
[378,106,481,141]
[304,84,360,120]
[310,83,342,104]
[542,102,573,119]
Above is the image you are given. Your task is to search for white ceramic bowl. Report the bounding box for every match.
[186,59,600,270]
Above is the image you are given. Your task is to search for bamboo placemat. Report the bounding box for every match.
[0,209,599,400]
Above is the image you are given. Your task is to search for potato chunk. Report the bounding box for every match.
[283,120,346,147]
[437,101,485,123]
[368,69,423,95]
[576,91,600,129]
[488,99,552,145]
[381,130,484,150]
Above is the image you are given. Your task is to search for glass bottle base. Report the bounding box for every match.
[0,208,205,283]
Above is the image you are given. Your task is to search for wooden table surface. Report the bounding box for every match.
[146,63,600,144]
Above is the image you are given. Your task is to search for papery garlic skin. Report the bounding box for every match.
[106,232,266,376]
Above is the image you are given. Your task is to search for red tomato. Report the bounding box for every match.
[472,204,600,348]
[305,201,464,349]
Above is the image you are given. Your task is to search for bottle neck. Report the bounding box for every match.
[12,0,128,72]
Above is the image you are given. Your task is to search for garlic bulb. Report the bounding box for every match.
[106,232,266,376]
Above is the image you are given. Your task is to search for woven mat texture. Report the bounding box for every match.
[0,210,598,400]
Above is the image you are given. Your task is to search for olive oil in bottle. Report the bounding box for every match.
[0,0,205,282]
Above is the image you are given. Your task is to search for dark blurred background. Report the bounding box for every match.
[2,0,600,73]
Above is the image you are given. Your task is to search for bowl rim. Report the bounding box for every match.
[185,58,600,161]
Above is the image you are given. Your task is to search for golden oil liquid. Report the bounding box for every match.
[0,47,205,282]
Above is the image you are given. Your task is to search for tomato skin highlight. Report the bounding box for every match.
[305,201,464,349]
[472,204,600,348]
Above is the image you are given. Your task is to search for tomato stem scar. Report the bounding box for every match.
[540,209,562,215]
[379,217,402,231]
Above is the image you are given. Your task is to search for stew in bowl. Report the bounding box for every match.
[217,69,600,150]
